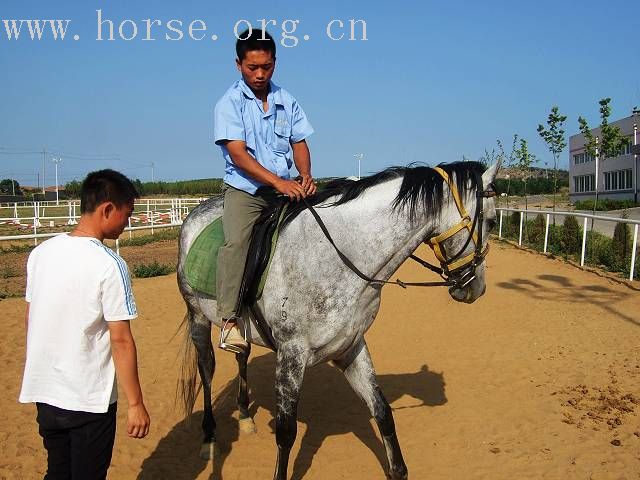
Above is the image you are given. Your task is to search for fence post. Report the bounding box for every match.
[34,202,42,228]
[580,217,588,267]
[149,199,154,235]
[116,238,120,255]
[518,211,524,246]
[630,224,638,281]
[13,203,19,224]
[33,202,38,246]
[543,213,550,253]
[498,210,503,238]
[67,201,72,225]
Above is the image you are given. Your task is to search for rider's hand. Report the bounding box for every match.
[275,179,307,202]
[296,174,317,196]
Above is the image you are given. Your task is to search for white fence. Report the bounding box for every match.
[496,208,639,281]
[0,198,208,246]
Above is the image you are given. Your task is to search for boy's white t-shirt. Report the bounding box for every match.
[19,234,137,413]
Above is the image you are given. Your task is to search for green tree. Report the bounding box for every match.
[578,98,630,218]
[562,215,581,255]
[537,106,567,217]
[514,138,538,212]
[496,134,519,207]
[479,148,498,168]
[612,212,631,265]
[529,213,546,246]
[64,180,81,197]
[133,178,145,195]
[0,178,21,195]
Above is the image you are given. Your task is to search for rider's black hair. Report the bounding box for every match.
[236,28,276,61]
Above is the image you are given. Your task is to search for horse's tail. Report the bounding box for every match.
[176,310,201,416]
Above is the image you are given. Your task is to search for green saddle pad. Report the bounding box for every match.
[184,217,224,297]
[183,207,286,299]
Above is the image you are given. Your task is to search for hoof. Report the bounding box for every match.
[239,417,257,434]
[199,441,216,460]
[387,467,408,480]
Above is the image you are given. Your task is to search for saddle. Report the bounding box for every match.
[236,196,289,308]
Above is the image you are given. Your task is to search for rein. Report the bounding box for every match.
[303,201,452,288]
[302,168,496,291]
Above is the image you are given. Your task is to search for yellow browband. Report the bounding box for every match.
[428,167,489,273]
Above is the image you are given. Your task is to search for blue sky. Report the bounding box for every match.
[1,0,639,186]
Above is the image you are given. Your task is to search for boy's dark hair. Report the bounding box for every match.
[80,169,139,214]
[236,28,276,61]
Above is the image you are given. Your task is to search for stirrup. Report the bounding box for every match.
[219,317,248,354]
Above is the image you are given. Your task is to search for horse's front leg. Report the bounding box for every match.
[235,345,257,433]
[336,340,408,479]
[273,344,307,480]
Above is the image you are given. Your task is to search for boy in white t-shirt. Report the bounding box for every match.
[19,169,151,479]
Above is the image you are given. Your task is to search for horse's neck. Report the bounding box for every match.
[312,179,454,281]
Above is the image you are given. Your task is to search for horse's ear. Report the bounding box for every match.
[482,160,500,185]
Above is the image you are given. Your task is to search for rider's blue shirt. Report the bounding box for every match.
[214,79,314,195]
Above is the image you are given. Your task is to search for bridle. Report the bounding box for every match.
[406,167,496,291]
[303,167,497,292]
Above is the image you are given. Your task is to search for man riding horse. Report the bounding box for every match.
[213,27,316,353]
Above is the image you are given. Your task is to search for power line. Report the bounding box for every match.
[0,146,151,166]
[0,150,42,155]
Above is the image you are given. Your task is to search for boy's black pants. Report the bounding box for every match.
[36,402,117,480]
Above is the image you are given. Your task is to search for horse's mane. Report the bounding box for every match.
[282,161,486,227]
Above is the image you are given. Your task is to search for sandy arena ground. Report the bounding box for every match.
[1,241,639,479]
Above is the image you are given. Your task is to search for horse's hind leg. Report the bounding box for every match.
[335,340,408,480]
[235,345,256,433]
[191,317,217,459]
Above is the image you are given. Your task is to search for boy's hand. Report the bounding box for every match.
[275,178,307,201]
[297,174,317,196]
[127,403,150,439]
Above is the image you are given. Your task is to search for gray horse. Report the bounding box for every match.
[177,161,499,480]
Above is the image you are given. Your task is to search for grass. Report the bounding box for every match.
[132,261,175,278]
[1,227,180,254]
[574,199,639,211]
[118,228,180,247]
[0,243,35,254]
[1,266,20,278]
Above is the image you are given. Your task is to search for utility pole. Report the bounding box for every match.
[592,136,599,229]
[353,153,364,180]
[52,157,62,205]
[634,122,637,204]
[151,162,155,182]
[41,147,46,194]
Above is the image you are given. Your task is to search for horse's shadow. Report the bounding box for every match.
[138,354,446,479]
